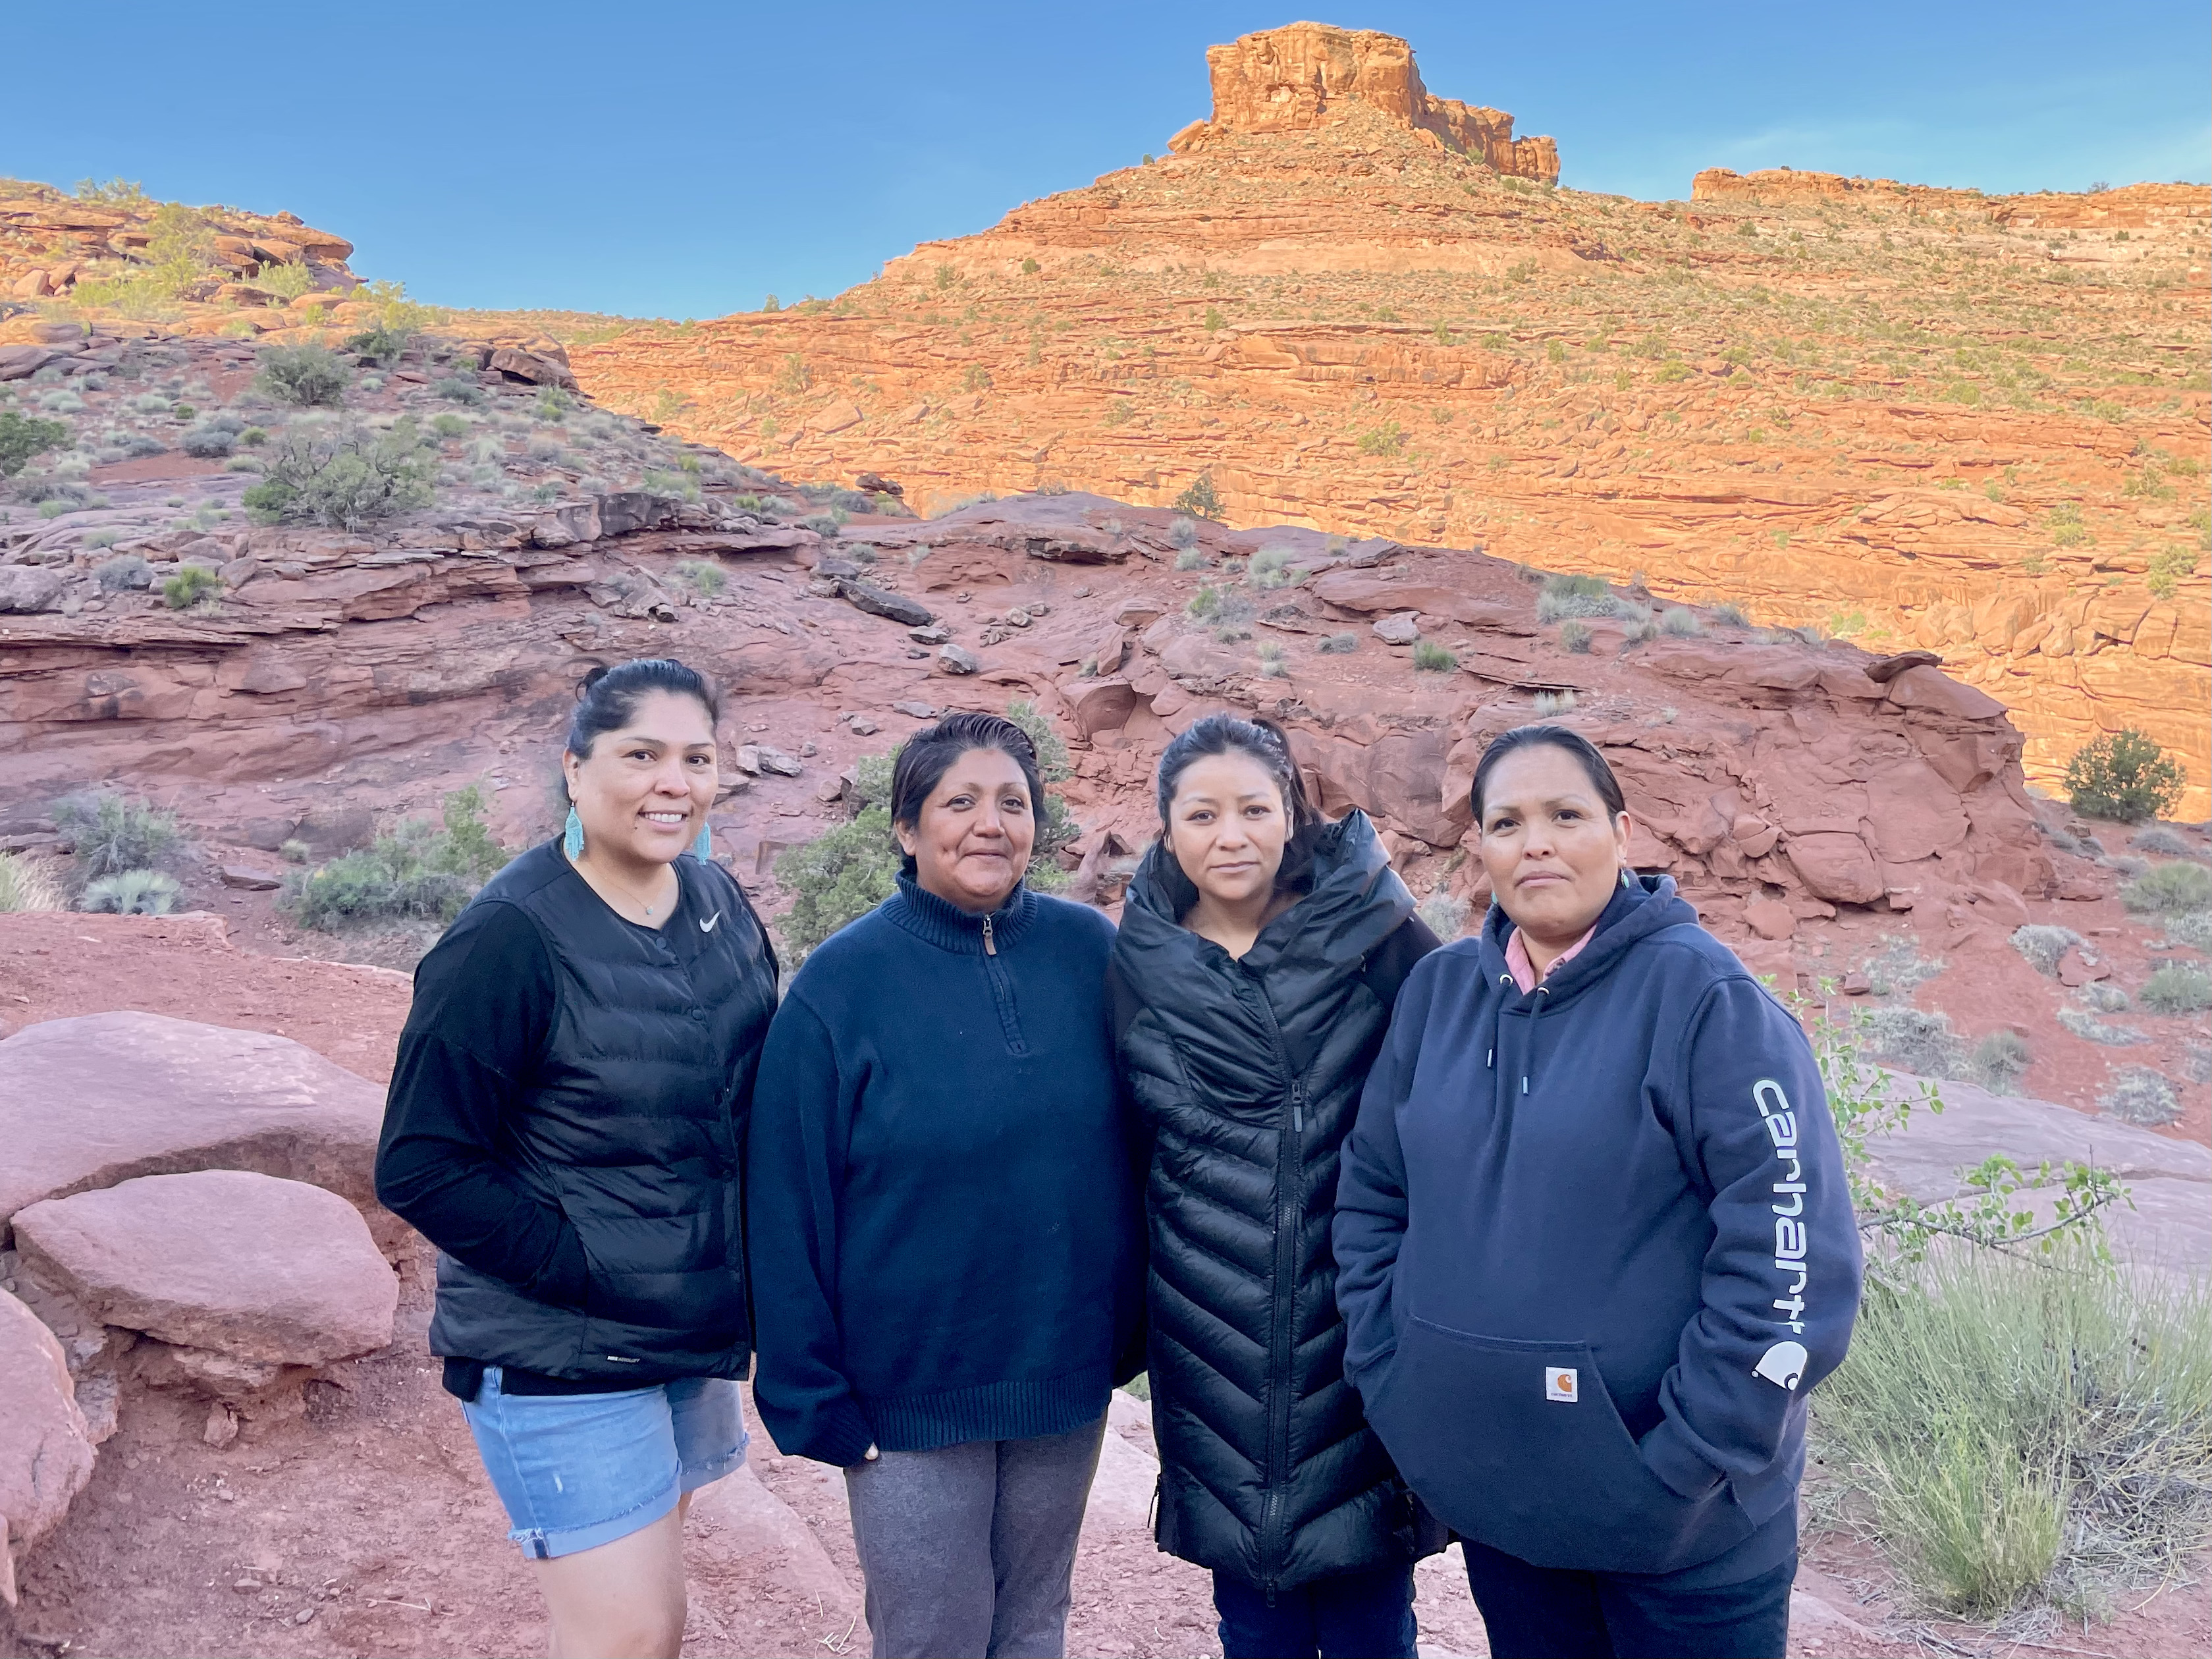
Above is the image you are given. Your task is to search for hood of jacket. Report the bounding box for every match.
[1119,809,1413,1015]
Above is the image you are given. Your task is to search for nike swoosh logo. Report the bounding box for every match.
[700,911,721,932]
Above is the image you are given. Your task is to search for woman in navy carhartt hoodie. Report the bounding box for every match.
[1334,726,1860,1659]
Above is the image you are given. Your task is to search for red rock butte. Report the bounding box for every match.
[1168,22,1559,183]
[574,25,2209,814]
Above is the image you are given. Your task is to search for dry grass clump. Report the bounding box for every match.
[1814,1250,2212,1617]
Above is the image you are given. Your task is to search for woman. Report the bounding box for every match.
[1110,715,1443,1659]
[746,711,1145,1659]
[1334,724,1862,1659]
[375,657,778,1659]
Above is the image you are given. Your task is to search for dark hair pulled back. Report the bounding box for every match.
[1156,713,1319,830]
[889,711,1044,879]
[566,658,722,759]
[1469,724,1626,823]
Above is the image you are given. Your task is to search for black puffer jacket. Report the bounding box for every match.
[1110,812,1443,1592]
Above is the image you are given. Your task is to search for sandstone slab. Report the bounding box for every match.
[0,1011,383,1242]
[0,1288,94,1604]
[1864,1074,2211,1275]
[12,1170,396,1366]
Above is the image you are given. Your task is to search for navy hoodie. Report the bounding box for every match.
[746,875,1146,1467]
[1332,875,1860,1578]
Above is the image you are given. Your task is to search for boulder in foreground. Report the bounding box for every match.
[11,1169,397,1367]
[0,1289,94,1606]
[0,1011,382,1241]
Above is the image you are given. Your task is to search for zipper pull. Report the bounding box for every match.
[1293,1101,1303,1133]
[983,915,996,956]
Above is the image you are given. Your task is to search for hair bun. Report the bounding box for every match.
[577,665,611,700]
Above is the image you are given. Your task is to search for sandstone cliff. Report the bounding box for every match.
[1168,22,1559,183]
[570,30,2211,814]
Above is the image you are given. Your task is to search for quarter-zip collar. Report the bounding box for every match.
[885,872,1038,956]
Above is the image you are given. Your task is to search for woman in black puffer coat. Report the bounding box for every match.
[1109,715,1443,1659]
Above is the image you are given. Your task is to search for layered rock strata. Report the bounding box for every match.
[573,34,2210,813]
[1168,23,1559,182]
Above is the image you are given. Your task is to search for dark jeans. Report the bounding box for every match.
[1462,1540,1795,1659]
[1212,1563,1418,1659]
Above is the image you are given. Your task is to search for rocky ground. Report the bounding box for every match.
[562,26,2210,814]
[0,913,2203,1659]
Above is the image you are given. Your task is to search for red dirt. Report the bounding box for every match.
[1,913,2203,1659]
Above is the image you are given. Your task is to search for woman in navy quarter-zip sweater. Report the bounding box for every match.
[746,712,1143,1659]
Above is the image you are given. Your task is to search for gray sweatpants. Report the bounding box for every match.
[843,1414,1106,1659]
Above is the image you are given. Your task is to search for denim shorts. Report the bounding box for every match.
[460,1368,748,1559]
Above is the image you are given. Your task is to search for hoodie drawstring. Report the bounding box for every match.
[1488,971,1549,1096]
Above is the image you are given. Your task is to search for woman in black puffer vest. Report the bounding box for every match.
[1109,715,1444,1659]
[377,659,779,1659]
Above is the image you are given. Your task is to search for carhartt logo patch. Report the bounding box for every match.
[1754,1341,1808,1390]
[1545,1367,1578,1403]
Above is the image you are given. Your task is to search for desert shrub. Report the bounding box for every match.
[1185,584,1222,621]
[2130,825,2194,856]
[673,560,726,597]
[1970,1030,2032,1093]
[1534,571,1627,623]
[1709,601,1751,627]
[54,791,184,882]
[254,260,317,300]
[1813,1249,2212,1614]
[0,852,66,913]
[344,325,413,366]
[1413,639,1458,672]
[2140,964,2212,1015]
[1167,514,1199,550]
[1356,420,1405,456]
[78,869,180,916]
[1416,889,1470,939]
[2009,924,2084,975]
[2164,910,2212,951]
[94,553,151,591]
[243,418,435,529]
[2122,861,2212,914]
[1558,620,1593,653]
[430,412,469,440]
[2101,1066,2179,1126]
[1173,474,1224,520]
[283,786,509,929]
[1254,641,1289,678]
[161,565,223,609]
[0,410,70,479]
[1868,1005,1964,1077]
[775,803,901,960]
[255,342,352,406]
[1173,547,1208,572]
[1531,690,1578,717]
[435,376,485,404]
[1317,632,1359,655]
[1247,547,1296,589]
[2065,729,2184,824]
[179,424,234,458]
[2057,1004,2144,1047]
[1658,605,1702,636]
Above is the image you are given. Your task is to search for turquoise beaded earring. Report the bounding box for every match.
[691,823,713,861]
[564,804,585,859]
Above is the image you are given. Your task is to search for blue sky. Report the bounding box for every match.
[5,3,2205,319]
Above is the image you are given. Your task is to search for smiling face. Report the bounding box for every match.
[1476,743,1632,948]
[896,745,1037,914]
[561,690,718,871]
[1166,751,1291,910]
